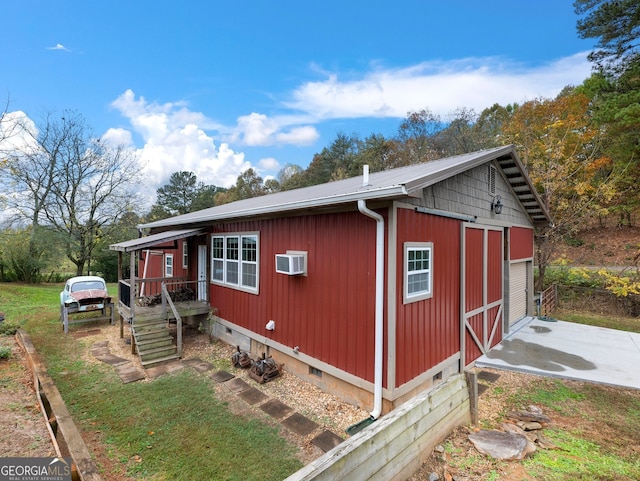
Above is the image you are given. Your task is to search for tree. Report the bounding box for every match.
[277,163,306,191]
[575,0,640,74]
[577,70,640,225]
[357,133,395,173]
[501,92,609,288]
[393,108,443,166]
[304,133,360,185]
[148,171,219,220]
[214,168,267,205]
[1,111,72,281]
[2,111,141,277]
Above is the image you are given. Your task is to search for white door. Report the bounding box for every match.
[197,245,207,301]
[508,261,527,324]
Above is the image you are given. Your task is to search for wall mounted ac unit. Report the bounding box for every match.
[275,254,306,275]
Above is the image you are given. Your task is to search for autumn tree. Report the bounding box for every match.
[575,1,640,225]
[501,91,609,288]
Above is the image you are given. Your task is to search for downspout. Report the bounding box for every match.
[357,192,384,420]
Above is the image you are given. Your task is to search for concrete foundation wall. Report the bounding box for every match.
[284,374,471,481]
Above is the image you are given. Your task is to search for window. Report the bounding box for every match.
[165,254,174,278]
[182,241,188,269]
[211,233,259,293]
[404,242,433,303]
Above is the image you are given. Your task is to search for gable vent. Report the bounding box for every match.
[275,254,306,275]
[488,164,497,195]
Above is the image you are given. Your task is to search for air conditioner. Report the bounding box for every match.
[275,254,305,275]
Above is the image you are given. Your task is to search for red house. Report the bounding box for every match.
[110,145,550,415]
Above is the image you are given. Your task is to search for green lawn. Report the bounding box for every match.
[0,282,303,481]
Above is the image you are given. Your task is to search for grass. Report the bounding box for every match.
[502,377,640,481]
[554,308,640,333]
[4,282,640,480]
[1,282,303,481]
[524,429,640,480]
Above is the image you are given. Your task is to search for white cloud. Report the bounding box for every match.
[107,53,593,206]
[111,90,250,193]
[0,110,39,154]
[233,112,319,147]
[101,127,133,147]
[285,53,593,119]
[46,43,69,51]
[275,126,319,145]
[258,157,280,171]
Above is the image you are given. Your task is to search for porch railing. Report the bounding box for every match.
[162,282,182,358]
[538,284,558,317]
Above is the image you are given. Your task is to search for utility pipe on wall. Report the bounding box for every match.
[357,198,384,420]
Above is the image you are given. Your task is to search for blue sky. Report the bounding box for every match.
[2,1,595,197]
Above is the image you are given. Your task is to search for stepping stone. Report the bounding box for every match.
[311,430,343,452]
[281,413,319,436]
[145,360,185,378]
[225,377,250,393]
[72,329,101,339]
[238,387,268,405]
[478,371,501,382]
[210,370,235,383]
[94,353,129,366]
[183,358,214,373]
[115,363,146,384]
[259,399,293,419]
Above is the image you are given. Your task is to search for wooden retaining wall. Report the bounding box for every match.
[285,374,471,481]
[16,329,103,481]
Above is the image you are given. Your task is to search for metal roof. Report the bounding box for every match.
[109,228,204,253]
[139,145,551,230]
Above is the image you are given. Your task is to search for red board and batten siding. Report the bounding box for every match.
[510,226,534,260]
[210,211,385,385]
[394,208,462,387]
[138,240,188,295]
[463,226,504,365]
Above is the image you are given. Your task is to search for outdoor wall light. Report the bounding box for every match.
[491,195,503,215]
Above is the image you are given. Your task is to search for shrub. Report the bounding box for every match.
[0,345,11,360]
[0,321,20,336]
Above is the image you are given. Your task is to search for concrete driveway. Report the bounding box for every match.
[476,317,640,390]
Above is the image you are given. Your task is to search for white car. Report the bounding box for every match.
[60,276,111,318]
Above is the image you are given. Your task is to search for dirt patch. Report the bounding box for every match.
[0,336,55,457]
[554,225,640,266]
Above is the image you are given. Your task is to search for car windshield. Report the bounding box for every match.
[71,281,105,292]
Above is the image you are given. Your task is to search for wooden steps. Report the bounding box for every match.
[131,318,178,367]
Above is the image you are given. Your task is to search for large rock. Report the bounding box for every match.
[468,430,536,460]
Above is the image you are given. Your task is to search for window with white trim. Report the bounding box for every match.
[165,254,174,278]
[211,233,259,293]
[404,242,433,303]
[182,241,188,269]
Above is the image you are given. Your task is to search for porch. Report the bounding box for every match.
[109,228,209,366]
[116,277,210,366]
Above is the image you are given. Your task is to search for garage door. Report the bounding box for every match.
[509,261,527,324]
